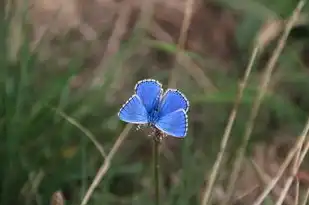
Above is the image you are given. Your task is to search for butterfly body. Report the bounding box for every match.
[147,109,160,124]
[118,79,189,138]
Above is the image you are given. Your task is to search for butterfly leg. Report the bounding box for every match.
[149,126,165,142]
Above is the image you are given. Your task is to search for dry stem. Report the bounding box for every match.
[222,0,305,203]
[80,124,133,205]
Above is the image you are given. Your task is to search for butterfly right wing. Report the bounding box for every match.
[135,79,163,113]
[154,109,188,138]
[158,89,189,117]
[118,94,149,124]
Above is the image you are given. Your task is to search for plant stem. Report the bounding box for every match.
[153,130,161,205]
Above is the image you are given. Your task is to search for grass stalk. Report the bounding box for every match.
[200,45,259,205]
[301,187,309,205]
[251,116,309,205]
[80,124,133,205]
[221,0,305,203]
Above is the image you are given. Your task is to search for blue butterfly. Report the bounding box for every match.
[118,79,189,138]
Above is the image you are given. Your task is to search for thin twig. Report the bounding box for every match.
[221,1,305,203]
[301,186,309,205]
[168,0,194,88]
[92,0,133,87]
[250,159,294,205]
[252,117,309,205]
[52,108,106,158]
[275,122,309,205]
[234,184,260,201]
[201,46,259,205]
[274,160,299,205]
[294,179,299,205]
[270,7,307,205]
[80,124,133,205]
[269,3,307,205]
[298,128,309,165]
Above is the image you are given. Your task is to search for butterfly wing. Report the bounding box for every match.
[158,89,189,117]
[135,79,163,113]
[154,109,188,138]
[118,94,149,124]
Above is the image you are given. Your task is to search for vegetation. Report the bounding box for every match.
[1,0,309,204]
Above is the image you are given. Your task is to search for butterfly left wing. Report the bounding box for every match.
[118,94,149,124]
[158,89,189,117]
[154,109,188,138]
[135,79,163,113]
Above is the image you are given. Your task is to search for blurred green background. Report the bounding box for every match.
[1,0,309,204]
